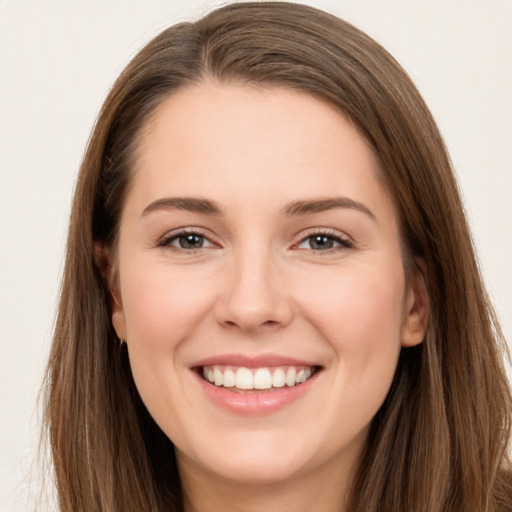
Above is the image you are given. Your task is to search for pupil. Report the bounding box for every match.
[180,234,203,249]
[312,235,333,250]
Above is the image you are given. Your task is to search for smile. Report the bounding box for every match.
[191,355,323,414]
[201,365,317,391]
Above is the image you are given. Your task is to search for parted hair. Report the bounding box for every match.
[43,2,512,510]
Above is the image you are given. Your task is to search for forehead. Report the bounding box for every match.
[126,82,394,221]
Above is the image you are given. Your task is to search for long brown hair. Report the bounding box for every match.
[43,2,512,510]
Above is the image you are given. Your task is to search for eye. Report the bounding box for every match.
[296,230,353,251]
[159,230,215,250]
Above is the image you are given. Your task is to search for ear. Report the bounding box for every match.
[401,259,429,347]
[95,242,127,341]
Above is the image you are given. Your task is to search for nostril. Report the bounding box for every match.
[221,318,282,333]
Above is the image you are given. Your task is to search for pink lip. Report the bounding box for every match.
[189,353,322,416]
[190,353,319,368]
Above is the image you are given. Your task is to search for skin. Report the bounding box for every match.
[109,82,429,512]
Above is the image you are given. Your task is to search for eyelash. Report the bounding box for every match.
[157,228,354,253]
[296,228,354,253]
[157,229,213,251]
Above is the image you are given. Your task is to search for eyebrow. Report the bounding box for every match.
[141,195,375,220]
[142,197,224,216]
[281,196,376,220]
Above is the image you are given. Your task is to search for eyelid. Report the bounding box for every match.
[293,227,354,251]
[157,227,218,249]
[156,226,354,252]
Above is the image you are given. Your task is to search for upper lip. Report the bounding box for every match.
[190,353,321,369]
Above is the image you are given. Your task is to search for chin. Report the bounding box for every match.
[176,429,316,485]
[203,452,307,485]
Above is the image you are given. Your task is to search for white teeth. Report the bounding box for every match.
[285,367,296,387]
[272,368,286,388]
[235,367,253,389]
[223,368,235,387]
[213,367,223,386]
[202,365,316,390]
[253,368,272,389]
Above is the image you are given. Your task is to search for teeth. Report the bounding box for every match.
[235,367,253,389]
[223,368,235,387]
[253,368,272,389]
[285,367,296,387]
[202,365,316,390]
[213,367,223,386]
[272,368,286,388]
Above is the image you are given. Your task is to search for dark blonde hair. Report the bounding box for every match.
[43,2,512,510]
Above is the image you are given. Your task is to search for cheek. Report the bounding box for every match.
[119,263,216,429]
[120,263,214,349]
[298,268,405,430]
[297,265,405,391]
[301,265,405,341]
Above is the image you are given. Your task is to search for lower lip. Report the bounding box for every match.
[193,370,320,415]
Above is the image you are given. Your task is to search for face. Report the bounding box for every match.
[110,82,427,489]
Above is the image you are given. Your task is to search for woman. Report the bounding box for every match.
[43,2,512,510]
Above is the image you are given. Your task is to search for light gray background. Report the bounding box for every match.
[1,1,511,510]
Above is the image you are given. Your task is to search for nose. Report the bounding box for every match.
[214,246,293,334]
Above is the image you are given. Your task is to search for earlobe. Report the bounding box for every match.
[95,242,127,341]
[112,305,127,342]
[401,261,430,347]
